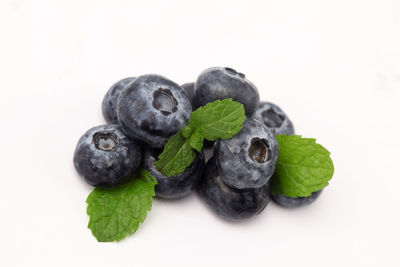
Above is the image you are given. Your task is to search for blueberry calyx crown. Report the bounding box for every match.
[93,132,119,151]
[262,108,285,128]
[224,67,245,79]
[248,137,271,163]
[152,88,178,116]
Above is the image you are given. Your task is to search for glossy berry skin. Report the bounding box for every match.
[272,190,323,208]
[252,102,295,136]
[198,158,270,221]
[214,118,279,189]
[102,77,136,124]
[117,74,192,148]
[142,147,205,199]
[193,67,260,117]
[73,124,142,187]
[180,82,195,103]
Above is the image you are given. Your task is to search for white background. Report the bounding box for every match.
[1,0,399,266]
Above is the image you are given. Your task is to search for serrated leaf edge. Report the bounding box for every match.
[272,135,334,198]
[86,170,157,242]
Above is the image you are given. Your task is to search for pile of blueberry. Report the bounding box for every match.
[74,67,322,221]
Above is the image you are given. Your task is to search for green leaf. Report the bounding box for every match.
[180,125,194,139]
[189,98,246,141]
[270,135,334,198]
[86,170,157,242]
[154,131,196,176]
[188,129,204,152]
[155,99,246,177]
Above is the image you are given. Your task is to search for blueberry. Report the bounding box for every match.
[272,190,323,208]
[198,157,270,221]
[180,82,195,103]
[193,67,260,116]
[102,77,136,124]
[117,74,192,148]
[73,124,142,187]
[214,118,279,189]
[252,102,294,135]
[142,147,205,199]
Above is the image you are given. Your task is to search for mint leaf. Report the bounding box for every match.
[86,170,157,242]
[154,131,196,176]
[155,99,246,176]
[188,129,204,152]
[180,125,194,139]
[189,98,246,141]
[270,135,334,198]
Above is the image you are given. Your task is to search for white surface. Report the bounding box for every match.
[1,0,399,266]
